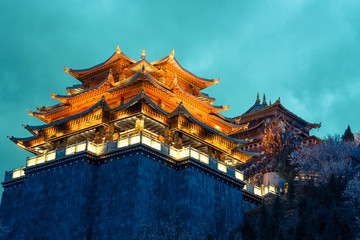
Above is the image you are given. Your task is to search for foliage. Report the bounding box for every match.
[292,136,360,182]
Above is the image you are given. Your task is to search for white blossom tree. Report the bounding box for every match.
[292,136,360,182]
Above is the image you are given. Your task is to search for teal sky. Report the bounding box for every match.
[1,0,360,186]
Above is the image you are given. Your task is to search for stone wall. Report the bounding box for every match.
[0,149,244,239]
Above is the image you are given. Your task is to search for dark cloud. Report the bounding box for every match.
[1,0,359,190]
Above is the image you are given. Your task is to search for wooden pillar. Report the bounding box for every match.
[215,151,221,160]
[173,131,183,149]
[94,126,105,144]
[164,126,172,145]
[206,146,215,158]
[104,123,114,142]
[135,115,144,133]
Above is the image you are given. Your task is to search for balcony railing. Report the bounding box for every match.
[6,130,281,198]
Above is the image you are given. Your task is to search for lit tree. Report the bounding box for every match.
[262,119,298,180]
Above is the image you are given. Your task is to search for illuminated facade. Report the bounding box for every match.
[1,47,265,239]
[10,46,258,166]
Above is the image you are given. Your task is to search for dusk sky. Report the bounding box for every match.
[1,0,360,187]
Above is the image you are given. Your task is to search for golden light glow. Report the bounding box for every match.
[218,162,227,173]
[235,171,244,181]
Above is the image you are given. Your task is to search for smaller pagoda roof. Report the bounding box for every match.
[237,98,321,131]
[243,102,268,115]
[25,96,110,134]
[53,75,111,100]
[151,50,219,90]
[65,46,136,81]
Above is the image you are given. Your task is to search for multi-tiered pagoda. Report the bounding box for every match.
[10,46,257,166]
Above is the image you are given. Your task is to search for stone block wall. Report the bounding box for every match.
[0,149,244,239]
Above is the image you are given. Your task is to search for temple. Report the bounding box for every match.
[10,47,257,166]
[1,47,268,239]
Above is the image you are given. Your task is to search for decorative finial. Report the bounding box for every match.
[116,45,121,54]
[141,47,145,60]
[214,78,220,84]
[50,92,55,99]
[63,66,70,74]
[27,109,34,116]
[223,105,230,111]
[276,97,280,103]
[262,94,267,105]
[269,100,272,105]
[256,92,260,104]
[169,49,175,59]
[22,124,25,128]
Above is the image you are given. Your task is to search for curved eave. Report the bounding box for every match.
[210,104,228,113]
[276,103,321,130]
[8,135,37,143]
[172,57,214,84]
[152,54,217,89]
[54,76,111,100]
[31,104,66,117]
[209,114,247,130]
[170,104,250,144]
[237,148,262,156]
[174,81,228,114]
[231,120,265,135]
[8,136,39,153]
[211,112,237,123]
[199,92,215,102]
[25,97,110,131]
[68,51,135,80]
